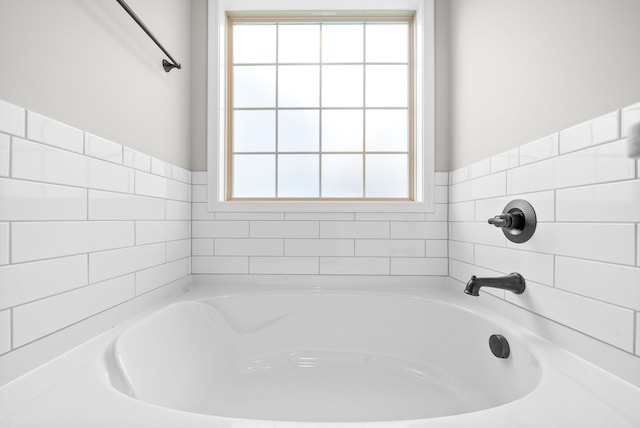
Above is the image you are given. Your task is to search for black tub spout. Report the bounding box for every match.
[464,273,526,296]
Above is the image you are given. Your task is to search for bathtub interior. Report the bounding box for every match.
[103,291,543,422]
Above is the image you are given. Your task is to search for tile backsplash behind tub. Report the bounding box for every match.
[448,102,640,370]
[0,99,192,372]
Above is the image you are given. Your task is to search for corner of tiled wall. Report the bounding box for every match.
[0,99,192,362]
[448,101,640,366]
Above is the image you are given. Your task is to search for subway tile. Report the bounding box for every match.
[166,239,191,261]
[320,221,388,239]
[491,147,519,173]
[84,133,122,164]
[215,212,284,221]
[192,220,248,238]
[88,190,165,220]
[0,178,87,221]
[355,239,425,257]
[192,239,214,256]
[0,223,8,266]
[123,148,151,172]
[508,223,635,265]
[0,310,10,355]
[166,200,191,220]
[469,158,491,179]
[390,257,448,275]
[192,184,207,203]
[559,111,619,154]
[425,240,448,257]
[508,140,635,194]
[135,258,190,295]
[622,102,640,138]
[356,212,425,222]
[0,99,25,137]
[556,180,640,222]
[172,165,192,184]
[506,280,635,352]
[0,134,9,176]
[638,226,640,267]
[475,191,555,223]
[135,221,189,245]
[425,204,448,222]
[288,212,354,221]
[11,221,134,263]
[434,172,449,185]
[519,133,558,166]
[89,243,165,283]
[449,167,469,184]
[215,239,283,256]
[448,259,504,298]
[135,170,190,202]
[151,158,172,177]
[319,257,389,275]
[449,222,506,247]
[284,239,353,257]
[636,316,640,357]
[192,203,215,221]
[250,257,319,274]
[13,275,135,347]
[556,257,640,311]
[12,138,134,193]
[474,244,554,286]
[449,201,475,222]
[0,255,88,310]
[434,185,448,203]
[192,171,207,185]
[448,241,473,264]
[26,111,83,153]
[250,221,319,239]
[449,180,472,203]
[470,172,506,200]
[390,221,447,239]
[191,256,248,274]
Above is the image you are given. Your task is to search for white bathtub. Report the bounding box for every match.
[2,284,640,427]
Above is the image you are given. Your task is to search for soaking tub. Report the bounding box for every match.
[1,284,640,427]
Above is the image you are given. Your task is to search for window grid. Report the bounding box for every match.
[227,17,414,201]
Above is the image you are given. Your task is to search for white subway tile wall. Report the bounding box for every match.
[190,170,451,279]
[448,104,640,360]
[0,103,191,357]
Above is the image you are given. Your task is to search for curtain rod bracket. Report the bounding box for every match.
[116,0,182,73]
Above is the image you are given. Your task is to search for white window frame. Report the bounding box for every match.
[207,0,434,212]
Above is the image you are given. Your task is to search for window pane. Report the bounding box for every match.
[234,66,276,108]
[365,24,408,63]
[233,155,275,198]
[278,155,319,197]
[233,24,276,64]
[234,110,275,152]
[322,65,363,108]
[322,154,363,197]
[322,110,363,152]
[278,110,319,152]
[278,66,320,107]
[365,154,408,198]
[365,65,408,107]
[365,110,408,152]
[279,24,320,63]
[322,24,363,63]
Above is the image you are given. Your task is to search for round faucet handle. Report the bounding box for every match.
[488,214,512,228]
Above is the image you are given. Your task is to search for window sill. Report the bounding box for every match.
[207,199,434,213]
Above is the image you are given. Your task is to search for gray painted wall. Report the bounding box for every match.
[445,0,640,170]
[0,0,192,169]
[2,0,639,172]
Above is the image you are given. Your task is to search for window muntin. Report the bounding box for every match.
[227,17,414,201]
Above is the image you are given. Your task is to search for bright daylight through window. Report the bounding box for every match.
[228,16,414,200]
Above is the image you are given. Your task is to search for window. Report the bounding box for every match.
[208,0,434,212]
[229,18,413,200]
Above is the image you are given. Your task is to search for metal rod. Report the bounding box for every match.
[115,0,181,72]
